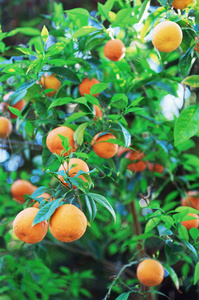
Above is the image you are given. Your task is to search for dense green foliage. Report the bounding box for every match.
[0,0,199,299]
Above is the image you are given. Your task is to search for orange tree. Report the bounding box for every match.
[0,0,199,299]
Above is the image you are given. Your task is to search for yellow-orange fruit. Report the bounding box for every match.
[104,39,125,61]
[181,213,199,230]
[91,132,118,159]
[46,126,77,156]
[79,77,100,97]
[13,207,48,244]
[33,192,53,208]
[49,204,87,242]
[151,21,183,52]
[40,74,61,97]
[181,191,199,210]
[11,179,37,204]
[194,37,199,53]
[137,259,165,287]
[3,91,25,119]
[58,158,89,189]
[147,162,164,174]
[93,104,103,119]
[0,116,12,139]
[171,0,193,9]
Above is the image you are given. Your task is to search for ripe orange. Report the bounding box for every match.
[79,77,100,97]
[181,213,199,230]
[137,259,164,287]
[0,116,12,139]
[58,158,89,188]
[33,192,53,208]
[13,207,48,244]
[3,91,25,119]
[40,73,61,97]
[46,126,77,156]
[151,21,183,52]
[125,150,147,172]
[104,39,125,61]
[147,162,164,174]
[91,132,118,159]
[171,0,193,9]
[11,179,37,204]
[49,204,87,242]
[93,104,103,120]
[181,191,199,210]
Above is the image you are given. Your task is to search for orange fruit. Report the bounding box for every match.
[0,116,12,139]
[181,213,199,230]
[137,259,165,287]
[49,204,87,242]
[93,104,103,120]
[151,21,183,52]
[181,191,199,210]
[11,179,37,204]
[125,150,147,172]
[13,207,48,244]
[79,77,100,97]
[33,192,53,208]
[127,161,147,172]
[3,91,25,119]
[104,39,125,61]
[91,132,118,159]
[147,162,164,174]
[46,126,77,156]
[171,0,193,9]
[58,158,89,189]
[40,73,61,97]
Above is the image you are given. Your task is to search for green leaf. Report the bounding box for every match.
[138,0,150,22]
[16,27,40,36]
[8,106,24,120]
[88,193,116,222]
[145,217,161,233]
[181,239,198,259]
[179,48,193,77]
[97,3,109,21]
[41,25,49,44]
[164,265,179,290]
[174,105,199,146]
[65,8,89,17]
[47,43,65,56]
[112,8,137,26]
[49,67,80,84]
[30,186,49,199]
[194,262,199,284]
[90,83,108,95]
[32,198,63,226]
[118,122,131,148]
[65,112,89,123]
[85,195,97,222]
[48,97,73,109]
[182,75,199,88]
[74,122,89,146]
[25,121,35,139]
[189,228,199,242]
[17,47,36,56]
[84,94,100,106]
[178,225,189,241]
[73,26,97,38]
[115,292,131,300]
[110,93,128,109]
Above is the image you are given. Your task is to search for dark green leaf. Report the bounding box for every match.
[48,97,73,109]
[194,262,199,284]
[164,265,179,290]
[115,292,131,300]
[49,67,80,84]
[174,105,199,146]
[88,193,116,221]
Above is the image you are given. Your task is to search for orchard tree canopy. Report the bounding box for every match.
[0,0,199,299]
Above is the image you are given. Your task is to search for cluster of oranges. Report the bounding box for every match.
[180,191,199,230]
[11,179,87,244]
[117,146,165,174]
